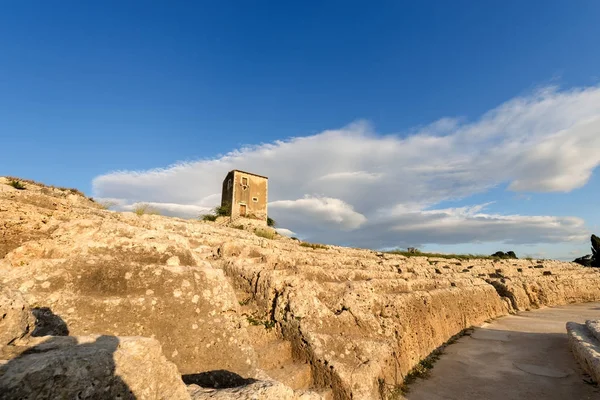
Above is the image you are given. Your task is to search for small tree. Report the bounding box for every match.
[491,251,517,259]
[214,204,230,217]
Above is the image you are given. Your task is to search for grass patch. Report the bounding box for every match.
[238,297,252,306]
[246,316,276,330]
[386,249,501,261]
[255,228,277,240]
[300,242,328,250]
[379,328,473,398]
[133,203,160,216]
[7,179,26,190]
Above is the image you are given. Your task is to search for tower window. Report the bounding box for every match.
[252,197,258,202]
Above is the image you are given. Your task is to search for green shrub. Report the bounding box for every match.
[490,251,518,259]
[201,214,217,221]
[267,216,276,227]
[8,179,25,190]
[214,204,230,217]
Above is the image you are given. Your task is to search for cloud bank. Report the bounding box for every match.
[93,86,600,249]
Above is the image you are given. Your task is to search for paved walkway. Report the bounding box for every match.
[407,302,600,400]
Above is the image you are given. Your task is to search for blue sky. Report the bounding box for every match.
[2,1,600,259]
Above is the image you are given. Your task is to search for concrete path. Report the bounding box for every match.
[406,302,600,400]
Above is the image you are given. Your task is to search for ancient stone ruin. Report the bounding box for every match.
[567,320,600,385]
[1,176,600,399]
[221,170,269,224]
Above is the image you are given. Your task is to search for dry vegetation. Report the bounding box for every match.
[300,242,329,250]
[133,203,160,216]
[97,200,117,210]
[5,176,88,197]
[254,228,277,240]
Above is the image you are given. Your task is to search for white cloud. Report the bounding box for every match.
[317,171,383,182]
[92,85,600,249]
[269,196,367,231]
[290,203,587,250]
[275,228,296,237]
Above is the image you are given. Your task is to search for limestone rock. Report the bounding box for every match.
[0,335,191,400]
[187,379,322,400]
[3,177,600,399]
[566,321,600,383]
[0,285,34,345]
[0,218,258,377]
[586,319,600,343]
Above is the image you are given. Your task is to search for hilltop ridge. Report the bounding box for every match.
[1,176,600,399]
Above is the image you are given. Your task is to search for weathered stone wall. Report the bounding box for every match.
[218,245,600,399]
[229,171,268,221]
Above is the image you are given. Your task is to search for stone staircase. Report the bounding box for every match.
[214,216,233,226]
[566,320,600,383]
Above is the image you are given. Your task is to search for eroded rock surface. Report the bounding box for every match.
[0,335,191,400]
[2,177,600,399]
[0,285,34,346]
[567,320,600,384]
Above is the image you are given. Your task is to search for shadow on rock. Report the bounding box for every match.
[0,335,135,400]
[31,307,69,336]
[183,369,257,388]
